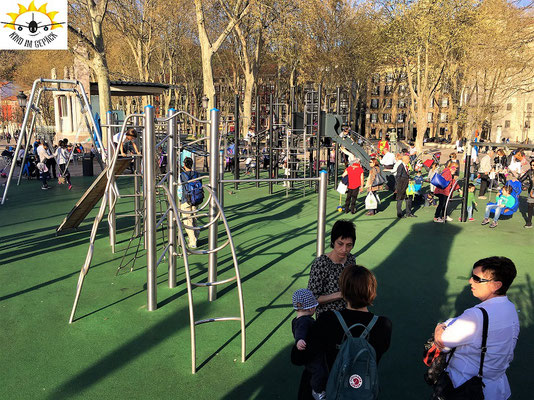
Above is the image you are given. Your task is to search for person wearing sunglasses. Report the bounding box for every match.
[432,257,519,400]
[519,160,534,228]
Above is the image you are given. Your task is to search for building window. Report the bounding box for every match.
[399,72,407,81]
[506,103,512,111]
[384,98,392,108]
[371,113,378,123]
[371,86,379,96]
[397,113,405,123]
[429,98,434,108]
[399,84,407,95]
[427,112,433,122]
[440,113,448,122]
[505,120,511,128]
[370,98,379,109]
[384,85,393,95]
[398,98,407,108]
[58,96,68,118]
[528,103,532,111]
[526,120,531,129]
[441,98,449,108]
[383,113,391,123]
[386,73,394,83]
[372,74,380,83]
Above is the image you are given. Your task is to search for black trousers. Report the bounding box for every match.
[479,173,490,196]
[527,202,534,226]
[435,193,448,218]
[397,196,413,217]
[344,188,359,213]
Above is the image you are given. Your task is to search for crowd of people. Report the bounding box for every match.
[338,134,534,229]
[291,219,519,400]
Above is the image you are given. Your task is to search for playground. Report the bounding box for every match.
[1,168,533,399]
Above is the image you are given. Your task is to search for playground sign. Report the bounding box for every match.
[0,0,67,50]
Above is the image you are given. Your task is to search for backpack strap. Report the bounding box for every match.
[333,311,353,338]
[477,307,489,378]
[359,315,378,339]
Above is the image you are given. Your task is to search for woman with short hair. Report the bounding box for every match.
[294,265,392,399]
[307,220,356,317]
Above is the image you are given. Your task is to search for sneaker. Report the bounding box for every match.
[446,216,453,222]
[469,218,475,222]
[41,185,49,190]
[312,390,326,400]
[68,184,72,190]
[407,214,418,218]
[189,243,197,249]
[481,218,490,225]
[478,196,487,199]
[525,224,533,229]
[433,217,444,223]
[490,221,498,228]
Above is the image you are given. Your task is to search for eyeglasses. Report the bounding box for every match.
[471,273,493,284]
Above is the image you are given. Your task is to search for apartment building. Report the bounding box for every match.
[364,71,454,141]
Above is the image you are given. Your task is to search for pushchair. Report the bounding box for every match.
[1,148,14,178]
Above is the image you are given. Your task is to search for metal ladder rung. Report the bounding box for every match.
[195,317,241,325]
[193,276,237,287]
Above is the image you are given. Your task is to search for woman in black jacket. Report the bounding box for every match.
[292,265,392,399]
[520,160,534,228]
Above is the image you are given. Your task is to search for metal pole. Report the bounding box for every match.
[317,171,327,256]
[334,142,339,188]
[1,79,39,205]
[460,143,472,222]
[255,95,260,187]
[290,87,296,189]
[107,111,116,253]
[144,105,157,311]
[134,116,142,237]
[336,86,341,115]
[316,85,322,180]
[269,94,274,194]
[219,149,225,207]
[17,89,42,186]
[168,109,177,287]
[234,95,240,190]
[208,108,220,301]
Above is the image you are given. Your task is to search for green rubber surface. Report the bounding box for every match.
[1,174,533,399]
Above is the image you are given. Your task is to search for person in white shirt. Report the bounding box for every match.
[380,149,396,169]
[36,142,54,189]
[434,256,519,400]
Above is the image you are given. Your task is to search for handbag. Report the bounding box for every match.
[431,307,488,400]
[431,173,450,189]
[372,170,386,187]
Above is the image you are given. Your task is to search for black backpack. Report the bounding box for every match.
[181,171,204,206]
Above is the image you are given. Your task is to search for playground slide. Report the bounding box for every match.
[56,158,133,233]
[323,114,372,170]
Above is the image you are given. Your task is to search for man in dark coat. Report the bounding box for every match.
[396,155,416,218]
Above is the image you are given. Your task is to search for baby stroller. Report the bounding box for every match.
[1,148,14,178]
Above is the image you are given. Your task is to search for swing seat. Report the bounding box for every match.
[487,180,521,217]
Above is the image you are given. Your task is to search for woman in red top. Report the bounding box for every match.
[434,162,460,223]
[341,158,364,214]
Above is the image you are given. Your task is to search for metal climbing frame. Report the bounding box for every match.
[67,106,246,374]
[1,78,105,205]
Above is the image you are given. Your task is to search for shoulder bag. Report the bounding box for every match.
[431,173,451,190]
[431,307,488,400]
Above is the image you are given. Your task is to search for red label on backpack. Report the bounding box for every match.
[349,374,362,389]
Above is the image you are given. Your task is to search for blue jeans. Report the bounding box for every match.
[467,206,473,219]
[484,204,503,221]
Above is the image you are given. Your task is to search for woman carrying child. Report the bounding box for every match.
[307,220,356,317]
[293,265,392,400]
